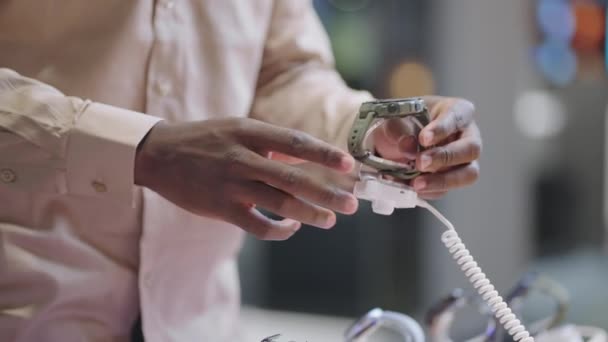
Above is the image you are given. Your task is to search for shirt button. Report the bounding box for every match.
[143,272,154,287]
[91,180,107,193]
[159,0,175,10]
[155,79,172,96]
[0,168,17,183]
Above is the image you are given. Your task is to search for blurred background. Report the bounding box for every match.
[239,0,608,340]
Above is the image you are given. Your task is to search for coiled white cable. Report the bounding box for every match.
[416,199,535,342]
[354,176,535,341]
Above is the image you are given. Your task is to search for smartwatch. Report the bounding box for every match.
[348,98,430,180]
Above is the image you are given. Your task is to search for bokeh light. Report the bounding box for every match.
[330,15,378,81]
[514,90,567,139]
[387,62,435,98]
[535,39,578,86]
[577,51,606,82]
[537,0,576,41]
[572,2,606,51]
[328,0,372,12]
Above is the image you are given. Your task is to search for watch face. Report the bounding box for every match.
[373,114,425,172]
[353,98,431,179]
[399,115,425,161]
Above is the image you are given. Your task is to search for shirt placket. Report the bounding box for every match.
[145,0,180,121]
[140,1,181,340]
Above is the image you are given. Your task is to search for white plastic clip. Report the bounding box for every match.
[354,173,418,215]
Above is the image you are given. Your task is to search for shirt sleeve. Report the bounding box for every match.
[250,0,373,151]
[0,68,161,203]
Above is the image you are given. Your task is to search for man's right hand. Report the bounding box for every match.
[134,118,359,240]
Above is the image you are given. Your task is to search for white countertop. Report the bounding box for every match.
[240,306,353,341]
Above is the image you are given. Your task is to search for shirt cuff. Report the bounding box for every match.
[65,102,162,203]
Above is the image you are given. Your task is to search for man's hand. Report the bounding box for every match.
[134,118,359,240]
[373,96,481,199]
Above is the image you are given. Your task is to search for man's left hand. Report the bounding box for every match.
[373,96,482,200]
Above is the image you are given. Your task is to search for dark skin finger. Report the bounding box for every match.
[240,120,355,172]
[418,191,449,200]
[241,151,359,214]
[417,128,482,172]
[226,203,301,241]
[412,161,480,192]
[418,97,476,147]
[237,181,336,229]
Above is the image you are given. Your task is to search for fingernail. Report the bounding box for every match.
[291,222,302,233]
[413,178,426,191]
[422,131,434,145]
[340,154,355,171]
[322,213,336,229]
[420,154,432,170]
[344,195,359,214]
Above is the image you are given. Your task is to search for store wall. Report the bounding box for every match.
[421,0,536,310]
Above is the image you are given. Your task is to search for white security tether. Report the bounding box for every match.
[354,174,535,342]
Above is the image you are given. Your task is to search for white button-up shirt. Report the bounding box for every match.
[0,1,371,341]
